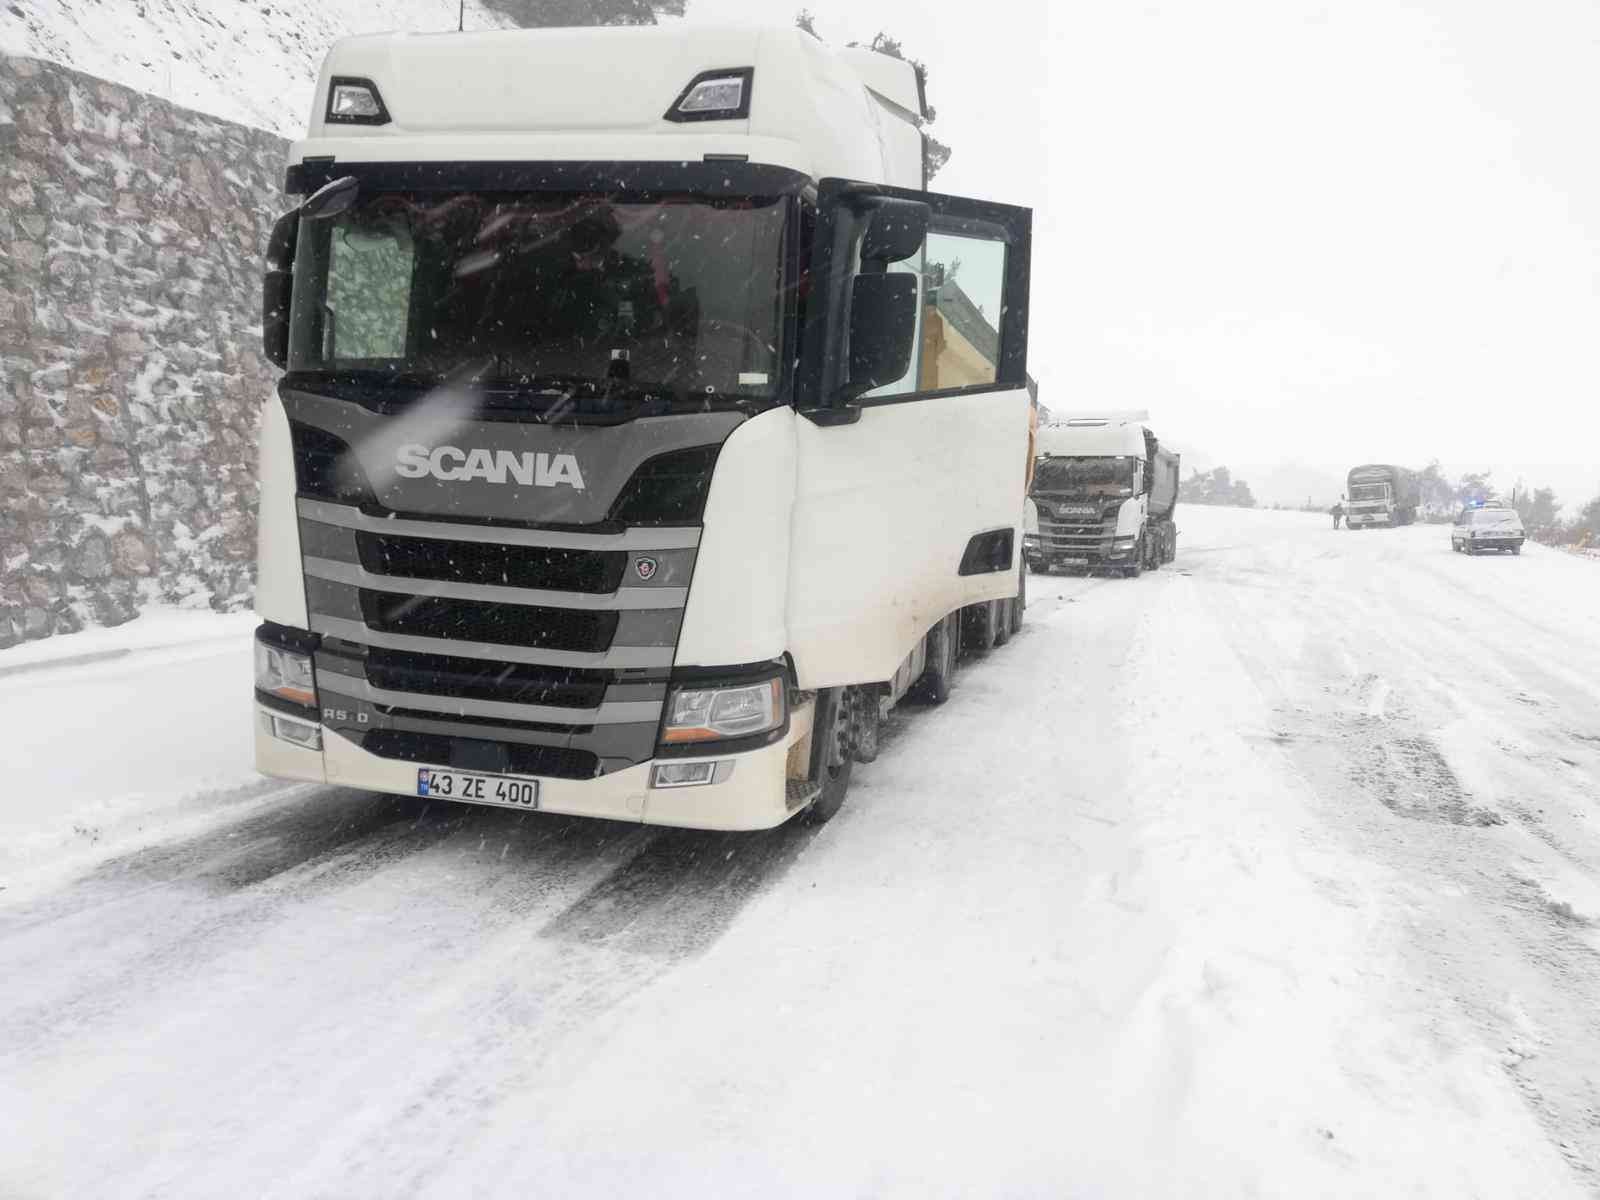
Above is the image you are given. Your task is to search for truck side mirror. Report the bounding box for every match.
[845,272,919,400]
[859,197,930,265]
[263,209,299,369]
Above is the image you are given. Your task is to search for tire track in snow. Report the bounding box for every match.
[1186,514,1600,1188]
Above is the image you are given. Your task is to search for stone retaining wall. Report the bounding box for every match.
[0,54,289,646]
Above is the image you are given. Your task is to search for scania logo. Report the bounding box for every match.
[634,556,658,582]
[393,444,586,490]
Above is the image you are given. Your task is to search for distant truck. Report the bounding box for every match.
[1022,412,1179,577]
[1345,464,1420,528]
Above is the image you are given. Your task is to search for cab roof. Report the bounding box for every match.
[292,24,924,186]
[1037,412,1151,458]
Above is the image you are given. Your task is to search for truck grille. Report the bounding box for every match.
[358,591,619,652]
[1036,517,1116,553]
[362,731,599,781]
[356,532,626,594]
[284,399,742,779]
[364,648,609,709]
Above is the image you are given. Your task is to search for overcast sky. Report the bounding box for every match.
[687,0,1600,501]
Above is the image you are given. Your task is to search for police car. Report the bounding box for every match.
[1451,504,1526,555]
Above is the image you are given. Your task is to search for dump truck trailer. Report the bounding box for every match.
[251,24,1034,831]
[1023,411,1179,577]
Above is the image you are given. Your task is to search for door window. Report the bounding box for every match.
[863,229,1008,400]
[802,179,1031,411]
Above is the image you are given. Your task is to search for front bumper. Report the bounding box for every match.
[256,695,816,832]
[1024,531,1134,565]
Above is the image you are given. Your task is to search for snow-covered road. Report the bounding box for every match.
[4,508,1599,1198]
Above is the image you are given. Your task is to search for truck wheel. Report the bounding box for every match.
[1125,538,1144,578]
[804,687,855,824]
[909,612,959,704]
[1512,544,1523,556]
[1008,567,1026,635]
[963,601,1000,652]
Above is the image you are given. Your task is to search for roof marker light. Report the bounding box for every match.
[327,76,390,126]
[666,68,754,123]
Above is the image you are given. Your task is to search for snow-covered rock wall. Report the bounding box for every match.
[0,0,516,138]
[0,54,289,647]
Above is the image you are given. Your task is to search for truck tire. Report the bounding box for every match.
[908,612,959,704]
[963,601,1000,652]
[804,687,855,824]
[1008,566,1026,635]
[992,598,1012,647]
[1165,528,1178,564]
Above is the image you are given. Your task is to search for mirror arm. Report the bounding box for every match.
[800,405,864,427]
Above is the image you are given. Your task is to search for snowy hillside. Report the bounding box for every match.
[0,0,515,136]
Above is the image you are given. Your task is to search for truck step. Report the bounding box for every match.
[785,779,822,812]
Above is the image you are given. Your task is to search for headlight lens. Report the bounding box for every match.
[255,640,317,708]
[662,678,784,743]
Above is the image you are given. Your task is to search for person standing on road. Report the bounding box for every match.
[1331,497,1345,529]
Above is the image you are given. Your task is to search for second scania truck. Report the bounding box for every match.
[1022,411,1179,576]
[252,24,1034,831]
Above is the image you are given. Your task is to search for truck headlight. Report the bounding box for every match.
[254,638,317,708]
[662,677,785,744]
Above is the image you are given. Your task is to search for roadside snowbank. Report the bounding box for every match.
[0,609,272,889]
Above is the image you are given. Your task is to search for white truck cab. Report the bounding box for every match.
[252,25,1034,830]
[1024,411,1179,576]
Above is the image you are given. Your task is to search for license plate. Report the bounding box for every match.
[1058,557,1089,565]
[416,767,540,810]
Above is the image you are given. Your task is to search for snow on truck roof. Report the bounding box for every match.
[1036,415,1150,458]
[292,25,924,187]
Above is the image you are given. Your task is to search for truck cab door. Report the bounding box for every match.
[787,179,1032,689]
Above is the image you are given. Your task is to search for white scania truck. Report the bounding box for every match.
[252,25,1034,830]
[1022,411,1178,576]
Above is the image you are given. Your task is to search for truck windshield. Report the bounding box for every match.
[1350,483,1391,501]
[286,191,788,411]
[1032,456,1139,497]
